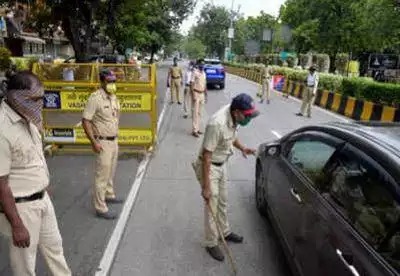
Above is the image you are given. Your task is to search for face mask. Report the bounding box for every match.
[7,85,44,131]
[238,116,251,126]
[106,83,117,94]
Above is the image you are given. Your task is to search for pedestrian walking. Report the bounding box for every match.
[192,93,260,261]
[82,69,123,220]
[296,65,319,118]
[259,65,272,104]
[183,61,195,118]
[167,57,183,104]
[190,58,207,137]
[0,71,71,276]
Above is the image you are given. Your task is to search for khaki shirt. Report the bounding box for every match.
[200,105,237,163]
[82,88,120,137]
[191,69,207,92]
[0,101,49,197]
[170,66,182,78]
[264,67,272,80]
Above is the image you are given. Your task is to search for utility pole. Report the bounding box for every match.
[228,0,234,51]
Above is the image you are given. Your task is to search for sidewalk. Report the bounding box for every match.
[108,83,290,276]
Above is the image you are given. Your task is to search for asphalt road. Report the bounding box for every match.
[0,62,170,276]
[0,62,350,276]
[108,73,349,275]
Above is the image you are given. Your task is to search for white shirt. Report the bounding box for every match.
[307,72,319,87]
[63,68,75,81]
[185,69,193,85]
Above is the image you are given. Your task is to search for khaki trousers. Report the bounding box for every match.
[170,78,181,103]
[183,86,192,116]
[0,193,71,276]
[192,91,205,133]
[262,77,271,101]
[300,86,315,117]
[94,140,118,213]
[192,160,231,247]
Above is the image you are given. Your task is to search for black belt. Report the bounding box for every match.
[0,190,45,213]
[212,162,224,167]
[199,157,225,167]
[171,76,181,79]
[307,85,314,88]
[95,136,117,141]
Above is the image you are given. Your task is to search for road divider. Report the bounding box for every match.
[225,66,400,123]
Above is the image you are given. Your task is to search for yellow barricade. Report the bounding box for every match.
[32,62,157,154]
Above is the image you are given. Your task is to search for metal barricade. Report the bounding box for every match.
[32,62,157,154]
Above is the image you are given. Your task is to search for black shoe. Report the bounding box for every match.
[259,99,264,103]
[183,114,188,119]
[192,132,200,138]
[295,113,303,117]
[178,102,182,105]
[96,210,118,220]
[206,246,224,262]
[225,232,243,243]
[106,198,124,204]
[197,131,203,135]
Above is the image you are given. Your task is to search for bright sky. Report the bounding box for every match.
[180,0,286,34]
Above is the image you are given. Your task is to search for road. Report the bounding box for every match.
[0,62,349,276]
[0,62,170,276]
[108,73,349,275]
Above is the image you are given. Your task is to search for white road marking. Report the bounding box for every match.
[95,90,170,276]
[271,130,282,139]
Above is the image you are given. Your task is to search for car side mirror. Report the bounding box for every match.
[265,143,281,157]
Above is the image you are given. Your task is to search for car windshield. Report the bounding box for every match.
[205,59,221,65]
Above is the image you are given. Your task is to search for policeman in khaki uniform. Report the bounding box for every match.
[190,58,207,137]
[193,93,259,261]
[258,65,272,104]
[296,65,319,118]
[167,57,183,104]
[0,72,71,275]
[82,69,123,220]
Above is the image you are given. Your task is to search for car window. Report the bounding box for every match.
[323,147,400,270]
[286,139,336,183]
[205,60,221,65]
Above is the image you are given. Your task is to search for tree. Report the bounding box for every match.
[27,0,195,62]
[193,4,231,58]
[109,0,195,62]
[183,35,206,59]
[280,0,400,71]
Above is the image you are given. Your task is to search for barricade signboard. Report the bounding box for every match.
[44,128,153,145]
[33,62,157,154]
[43,90,152,112]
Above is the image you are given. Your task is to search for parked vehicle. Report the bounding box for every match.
[256,121,400,276]
[204,58,225,89]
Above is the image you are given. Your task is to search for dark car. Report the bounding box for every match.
[204,58,225,89]
[256,121,400,276]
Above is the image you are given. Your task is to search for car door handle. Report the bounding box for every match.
[336,249,360,276]
[290,188,302,203]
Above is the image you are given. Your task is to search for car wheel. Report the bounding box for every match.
[219,83,225,89]
[255,160,268,216]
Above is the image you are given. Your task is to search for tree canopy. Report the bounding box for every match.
[25,0,195,61]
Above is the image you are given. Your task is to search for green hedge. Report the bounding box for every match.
[10,57,39,71]
[223,62,400,106]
